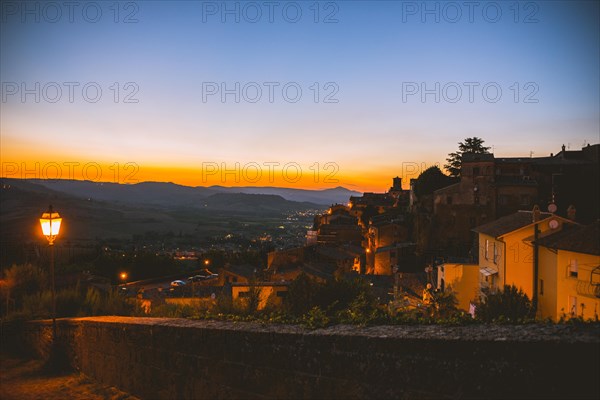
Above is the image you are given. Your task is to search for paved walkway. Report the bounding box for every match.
[0,353,138,400]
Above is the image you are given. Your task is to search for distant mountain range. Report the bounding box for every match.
[0,179,361,241]
[25,179,362,206]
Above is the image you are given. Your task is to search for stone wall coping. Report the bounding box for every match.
[28,316,600,343]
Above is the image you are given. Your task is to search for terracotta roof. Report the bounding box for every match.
[473,211,553,238]
[535,222,600,256]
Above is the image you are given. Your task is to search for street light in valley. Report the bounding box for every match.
[39,205,62,337]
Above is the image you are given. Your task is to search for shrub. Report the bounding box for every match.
[16,284,134,320]
[149,303,197,318]
[476,285,534,323]
[432,289,460,319]
[1,263,47,313]
[337,292,384,325]
[213,289,235,315]
[301,306,330,329]
[283,273,319,316]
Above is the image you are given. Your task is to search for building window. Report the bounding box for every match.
[238,291,250,298]
[447,196,453,205]
[540,279,544,295]
[569,296,578,316]
[569,259,578,278]
[493,242,499,264]
[520,195,530,206]
[276,291,287,298]
[485,239,489,260]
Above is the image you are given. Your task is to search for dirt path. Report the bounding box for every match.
[0,353,139,400]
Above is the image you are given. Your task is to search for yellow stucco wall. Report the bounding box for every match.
[478,218,569,300]
[554,250,599,320]
[538,247,558,320]
[437,263,480,311]
[232,285,288,310]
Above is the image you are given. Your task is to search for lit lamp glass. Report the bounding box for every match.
[40,207,62,244]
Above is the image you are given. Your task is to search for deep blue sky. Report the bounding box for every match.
[1,1,599,190]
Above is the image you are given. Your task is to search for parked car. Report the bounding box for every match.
[170,280,186,287]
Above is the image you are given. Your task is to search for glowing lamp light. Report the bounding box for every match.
[120,272,128,281]
[39,204,62,336]
[39,205,62,244]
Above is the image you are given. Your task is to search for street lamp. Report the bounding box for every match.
[120,272,128,283]
[39,205,61,336]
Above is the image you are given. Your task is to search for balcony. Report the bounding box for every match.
[576,267,600,299]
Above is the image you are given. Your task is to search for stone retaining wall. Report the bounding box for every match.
[3,317,599,399]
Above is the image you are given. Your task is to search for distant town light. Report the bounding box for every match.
[204,259,210,266]
[120,272,128,281]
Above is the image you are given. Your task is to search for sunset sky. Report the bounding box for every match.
[1,1,599,192]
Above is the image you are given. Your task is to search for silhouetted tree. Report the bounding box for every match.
[444,137,491,177]
[413,166,458,198]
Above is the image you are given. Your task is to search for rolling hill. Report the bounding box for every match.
[0,179,332,241]
[27,179,361,207]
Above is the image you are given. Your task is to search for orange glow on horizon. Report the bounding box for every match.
[1,157,445,193]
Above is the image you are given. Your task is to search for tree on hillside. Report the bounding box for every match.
[444,137,491,177]
[413,166,458,198]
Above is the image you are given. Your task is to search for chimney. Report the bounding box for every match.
[532,205,541,222]
[567,205,576,221]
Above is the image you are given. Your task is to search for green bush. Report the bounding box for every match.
[432,289,460,319]
[301,306,330,329]
[337,292,384,325]
[476,285,534,323]
[1,263,47,314]
[148,303,197,318]
[283,273,319,316]
[213,289,235,315]
[15,284,133,320]
[283,273,380,324]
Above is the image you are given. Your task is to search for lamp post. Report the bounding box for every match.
[39,205,62,337]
